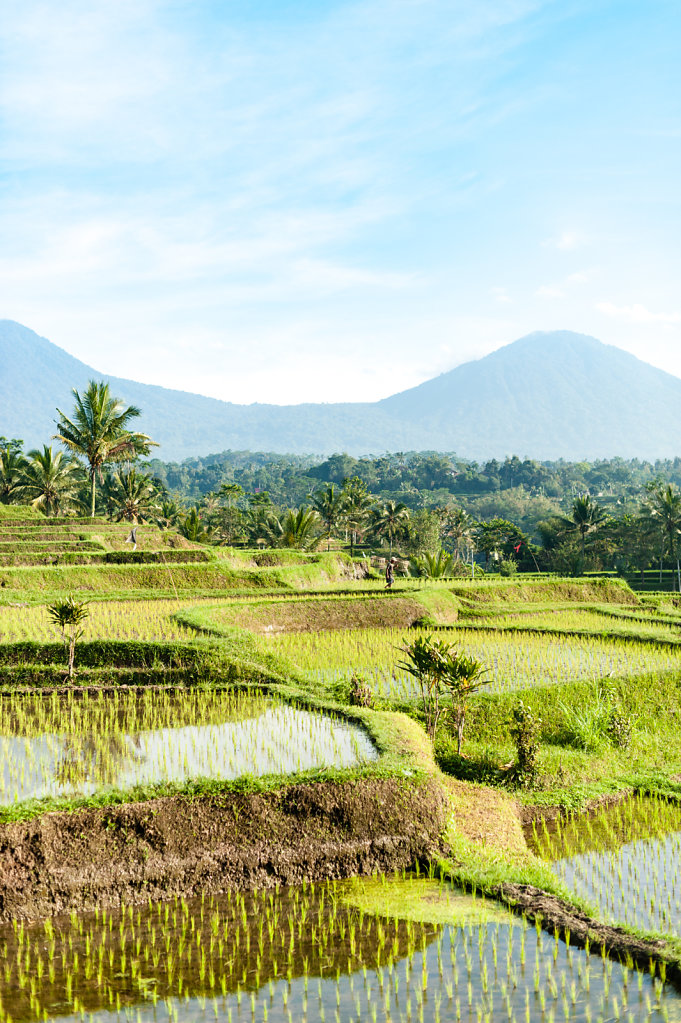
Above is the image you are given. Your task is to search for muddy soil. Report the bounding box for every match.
[0,776,448,920]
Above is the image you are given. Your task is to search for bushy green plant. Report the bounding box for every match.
[506,700,541,788]
[399,634,491,749]
[348,673,374,709]
[607,709,633,749]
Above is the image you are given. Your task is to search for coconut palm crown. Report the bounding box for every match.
[54,381,157,517]
[17,446,84,517]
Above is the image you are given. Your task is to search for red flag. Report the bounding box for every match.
[514,542,522,553]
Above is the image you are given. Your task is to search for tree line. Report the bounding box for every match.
[4,380,681,584]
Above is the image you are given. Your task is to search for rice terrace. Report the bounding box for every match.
[4,411,681,1023]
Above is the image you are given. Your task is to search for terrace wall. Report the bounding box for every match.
[0,776,448,920]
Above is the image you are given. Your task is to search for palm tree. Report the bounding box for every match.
[342,481,374,556]
[369,501,410,555]
[262,508,319,550]
[558,494,608,559]
[281,508,319,550]
[179,506,212,543]
[106,467,160,523]
[216,482,245,544]
[0,444,27,504]
[442,506,475,561]
[646,483,681,590]
[54,380,156,518]
[157,499,182,530]
[310,484,344,550]
[413,549,453,579]
[17,446,84,517]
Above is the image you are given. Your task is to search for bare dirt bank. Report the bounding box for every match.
[497,882,681,984]
[0,776,448,920]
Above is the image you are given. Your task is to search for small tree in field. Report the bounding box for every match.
[398,634,449,738]
[440,649,491,754]
[399,634,491,749]
[47,597,89,678]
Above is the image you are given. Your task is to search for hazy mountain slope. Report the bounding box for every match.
[1,321,679,460]
[379,331,681,460]
[0,321,430,459]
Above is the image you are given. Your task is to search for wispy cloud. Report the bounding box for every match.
[1,0,679,405]
[543,231,586,252]
[597,302,681,326]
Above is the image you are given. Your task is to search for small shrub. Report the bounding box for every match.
[498,559,517,577]
[348,673,374,709]
[46,596,89,678]
[506,700,541,788]
[607,710,633,749]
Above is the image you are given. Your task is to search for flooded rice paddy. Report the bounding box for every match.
[528,793,681,937]
[1,874,678,1023]
[0,689,377,804]
[0,600,195,643]
[266,627,681,698]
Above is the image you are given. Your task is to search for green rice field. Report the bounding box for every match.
[0,689,377,804]
[266,626,681,697]
[470,606,681,641]
[0,874,676,1023]
[0,600,197,643]
[528,794,681,938]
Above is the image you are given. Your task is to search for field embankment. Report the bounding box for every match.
[0,774,447,921]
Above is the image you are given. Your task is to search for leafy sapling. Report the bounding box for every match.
[47,596,89,678]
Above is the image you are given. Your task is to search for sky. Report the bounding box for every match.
[1,0,679,405]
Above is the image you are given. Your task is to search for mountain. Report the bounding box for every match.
[1,320,680,461]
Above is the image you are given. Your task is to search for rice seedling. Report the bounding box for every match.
[0,689,377,804]
[0,599,199,643]
[470,606,681,641]
[0,874,675,1022]
[529,792,681,937]
[267,627,681,699]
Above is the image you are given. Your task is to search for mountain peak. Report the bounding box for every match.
[1,321,679,460]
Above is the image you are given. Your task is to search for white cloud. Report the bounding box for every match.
[536,285,564,298]
[596,302,681,325]
[490,286,511,303]
[543,231,585,251]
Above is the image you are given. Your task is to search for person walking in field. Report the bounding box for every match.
[385,557,396,589]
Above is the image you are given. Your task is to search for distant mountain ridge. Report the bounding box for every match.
[1,321,679,461]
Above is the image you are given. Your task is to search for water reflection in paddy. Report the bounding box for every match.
[527,792,681,937]
[1,875,677,1023]
[0,689,377,803]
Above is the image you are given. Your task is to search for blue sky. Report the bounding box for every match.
[1,0,679,404]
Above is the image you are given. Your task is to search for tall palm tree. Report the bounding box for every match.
[310,484,344,550]
[106,467,160,523]
[443,506,475,561]
[558,494,608,558]
[342,482,374,555]
[0,444,27,504]
[369,500,409,555]
[54,381,156,518]
[646,483,681,590]
[17,446,84,517]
